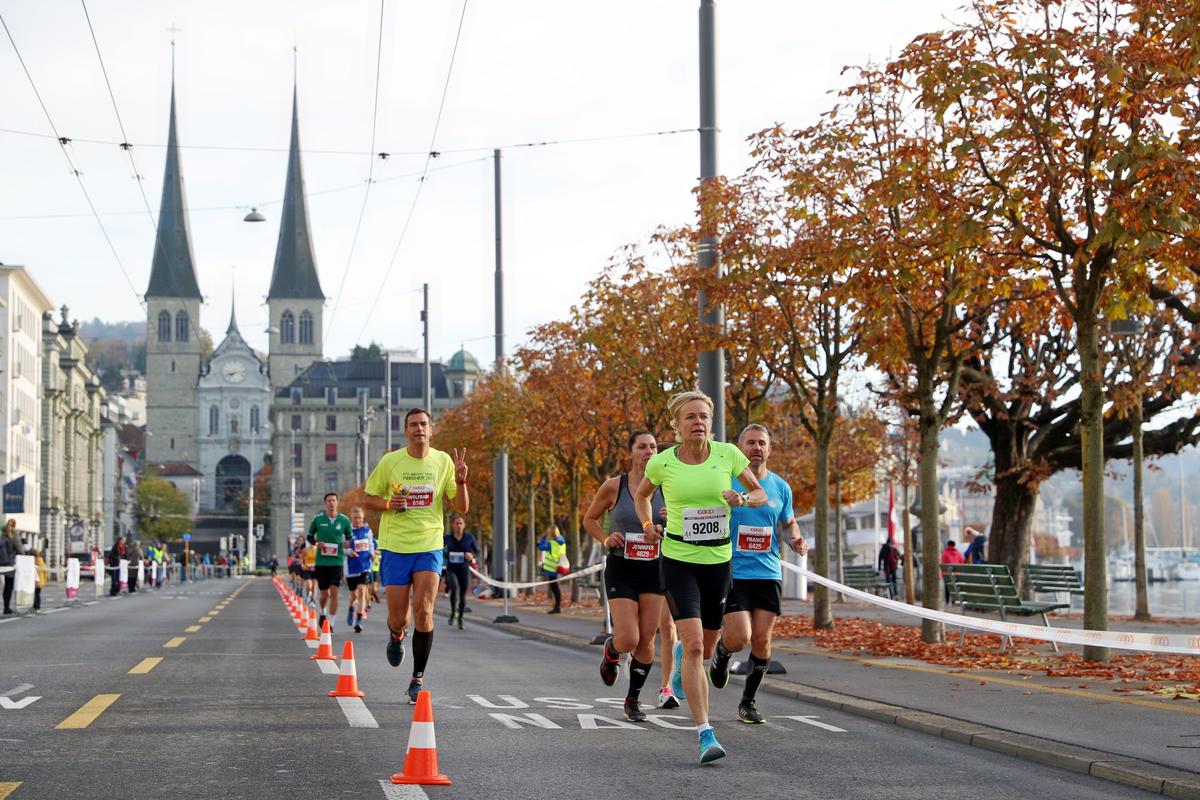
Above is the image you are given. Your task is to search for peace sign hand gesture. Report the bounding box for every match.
[452,448,469,484]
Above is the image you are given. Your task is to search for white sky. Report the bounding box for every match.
[0,0,965,362]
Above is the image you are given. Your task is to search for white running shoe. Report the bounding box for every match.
[658,686,681,709]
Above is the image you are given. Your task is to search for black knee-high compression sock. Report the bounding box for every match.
[412,629,433,678]
[627,658,653,701]
[743,654,769,701]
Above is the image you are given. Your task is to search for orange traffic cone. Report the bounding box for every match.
[303,608,319,640]
[328,641,365,698]
[295,604,308,632]
[391,691,451,786]
[311,619,336,660]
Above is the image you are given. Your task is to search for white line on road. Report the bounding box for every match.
[0,696,40,710]
[378,779,428,799]
[0,617,17,624]
[774,715,848,733]
[1,684,32,697]
[316,660,339,675]
[337,697,378,728]
[39,608,67,614]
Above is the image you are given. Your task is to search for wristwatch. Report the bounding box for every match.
[739,491,749,506]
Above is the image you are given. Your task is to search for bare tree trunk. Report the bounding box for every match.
[567,470,582,604]
[919,398,944,644]
[902,479,915,605]
[988,472,1038,591]
[812,440,833,628]
[1079,321,1109,661]
[1132,399,1151,621]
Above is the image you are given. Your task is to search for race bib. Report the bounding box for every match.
[682,507,728,542]
[404,484,435,509]
[319,542,339,557]
[353,538,371,553]
[448,551,465,564]
[736,525,772,552]
[623,533,660,561]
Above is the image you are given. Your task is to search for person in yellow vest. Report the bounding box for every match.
[537,525,567,614]
[31,548,47,612]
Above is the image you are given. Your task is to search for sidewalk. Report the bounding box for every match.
[458,592,1200,798]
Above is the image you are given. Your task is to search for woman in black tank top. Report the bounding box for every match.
[582,431,678,720]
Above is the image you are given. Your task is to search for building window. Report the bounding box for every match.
[325,414,336,432]
[292,443,302,467]
[280,310,295,344]
[453,380,464,399]
[325,471,338,492]
[299,311,314,345]
[290,413,301,431]
[250,405,260,433]
[209,405,219,436]
[391,386,400,405]
[325,443,337,462]
[175,310,190,342]
[170,359,176,373]
[157,310,171,342]
[170,437,175,450]
[292,471,303,493]
[325,387,337,405]
[391,413,400,432]
[291,387,302,406]
[230,415,239,435]
[356,387,368,402]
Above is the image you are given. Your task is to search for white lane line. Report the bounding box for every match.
[1,684,33,698]
[83,601,98,606]
[774,715,848,733]
[337,697,379,728]
[378,779,427,798]
[40,607,67,615]
[316,660,339,675]
[0,618,17,624]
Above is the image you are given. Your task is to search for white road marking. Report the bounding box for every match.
[40,608,66,615]
[1,684,33,697]
[644,715,695,731]
[378,779,428,799]
[0,696,41,710]
[83,601,98,606]
[488,712,561,730]
[316,660,339,675]
[0,618,17,624]
[336,697,379,728]
[578,713,642,730]
[467,694,528,709]
[774,715,848,733]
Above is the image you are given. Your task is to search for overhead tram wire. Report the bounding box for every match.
[0,11,144,307]
[353,0,470,348]
[324,0,388,348]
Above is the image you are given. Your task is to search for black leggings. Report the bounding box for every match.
[544,571,562,608]
[446,566,470,614]
[2,571,13,612]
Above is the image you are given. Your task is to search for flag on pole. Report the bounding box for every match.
[887,482,898,544]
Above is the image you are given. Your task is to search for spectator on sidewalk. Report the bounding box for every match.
[0,519,24,614]
[31,548,46,611]
[877,538,901,599]
[940,539,964,602]
[127,539,143,593]
[108,536,126,596]
[538,525,567,614]
[962,529,988,564]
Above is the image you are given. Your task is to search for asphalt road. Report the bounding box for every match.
[0,578,1159,799]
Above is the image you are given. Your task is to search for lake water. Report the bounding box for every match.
[1067,581,1200,618]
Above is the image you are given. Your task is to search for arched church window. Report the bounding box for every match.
[157,311,171,343]
[175,310,190,342]
[280,311,295,344]
[299,311,314,345]
[250,405,260,433]
[209,405,219,436]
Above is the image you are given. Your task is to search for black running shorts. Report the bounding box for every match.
[303,569,316,581]
[661,557,731,630]
[345,572,367,591]
[605,553,665,601]
[315,564,342,590]
[725,578,783,616]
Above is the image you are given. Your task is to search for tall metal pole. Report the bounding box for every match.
[289,428,296,551]
[493,148,515,622]
[422,283,431,414]
[384,348,392,452]
[697,0,725,441]
[247,431,255,569]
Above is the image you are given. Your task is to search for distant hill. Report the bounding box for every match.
[80,318,143,345]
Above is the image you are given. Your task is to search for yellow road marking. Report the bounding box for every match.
[199,616,212,622]
[185,625,202,633]
[56,694,120,729]
[128,657,162,674]
[776,643,1200,717]
[163,637,186,648]
[208,610,220,615]
[0,782,21,799]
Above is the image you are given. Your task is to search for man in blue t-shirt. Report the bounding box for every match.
[708,423,807,724]
[344,507,376,633]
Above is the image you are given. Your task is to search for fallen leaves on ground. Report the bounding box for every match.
[774,615,1200,698]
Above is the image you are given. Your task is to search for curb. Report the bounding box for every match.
[465,605,1200,799]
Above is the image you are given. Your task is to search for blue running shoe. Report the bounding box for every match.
[346,606,355,627]
[670,641,686,702]
[699,728,726,763]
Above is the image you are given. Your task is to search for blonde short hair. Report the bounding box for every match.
[667,390,715,443]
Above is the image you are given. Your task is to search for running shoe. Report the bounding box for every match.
[386,631,405,668]
[670,641,686,702]
[698,728,726,763]
[406,679,422,704]
[456,614,464,630]
[346,607,355,627]
[318,613,326,630]
[737,699,765,724]
[447,611,456,627]
[547,607,562,615]
[658,687,680,709]
[599,637,620,687]
[624,698,647,722]
[709,645,731,690]
[354,621,362,634]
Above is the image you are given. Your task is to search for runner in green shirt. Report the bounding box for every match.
[634,390,765,764]
[307,492,353,631]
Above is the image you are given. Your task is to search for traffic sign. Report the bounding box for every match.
[182,533,192,541]
[255,523,265,540]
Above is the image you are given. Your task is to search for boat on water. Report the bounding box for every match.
[1172,561,1200,581]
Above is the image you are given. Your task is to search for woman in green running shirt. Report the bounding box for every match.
[634,390,765,764]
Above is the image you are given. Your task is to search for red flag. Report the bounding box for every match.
[887,482,898,544]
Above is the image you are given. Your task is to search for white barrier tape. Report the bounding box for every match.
[783,562,1200,656]
[469,562,605,590]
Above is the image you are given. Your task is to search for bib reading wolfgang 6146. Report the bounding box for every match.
[682,506,728,542]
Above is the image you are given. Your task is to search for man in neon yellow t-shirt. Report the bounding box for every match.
[363,407,469,703]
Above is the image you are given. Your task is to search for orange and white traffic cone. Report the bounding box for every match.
[303,608,319,641]
[328,641,365,698]
[311,619,335,660]
[391,691,451,786]
[295,603,308,632]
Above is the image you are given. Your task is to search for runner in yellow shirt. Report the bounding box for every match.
[363,407,469,703]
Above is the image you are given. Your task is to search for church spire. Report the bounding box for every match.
[145,79,201,299]
[267,82,324,300]
[227,282,240,335]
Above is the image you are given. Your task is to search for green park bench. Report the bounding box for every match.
[842,564,892,596]
[940,563,1069,653]
[1022,563,1084,601]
